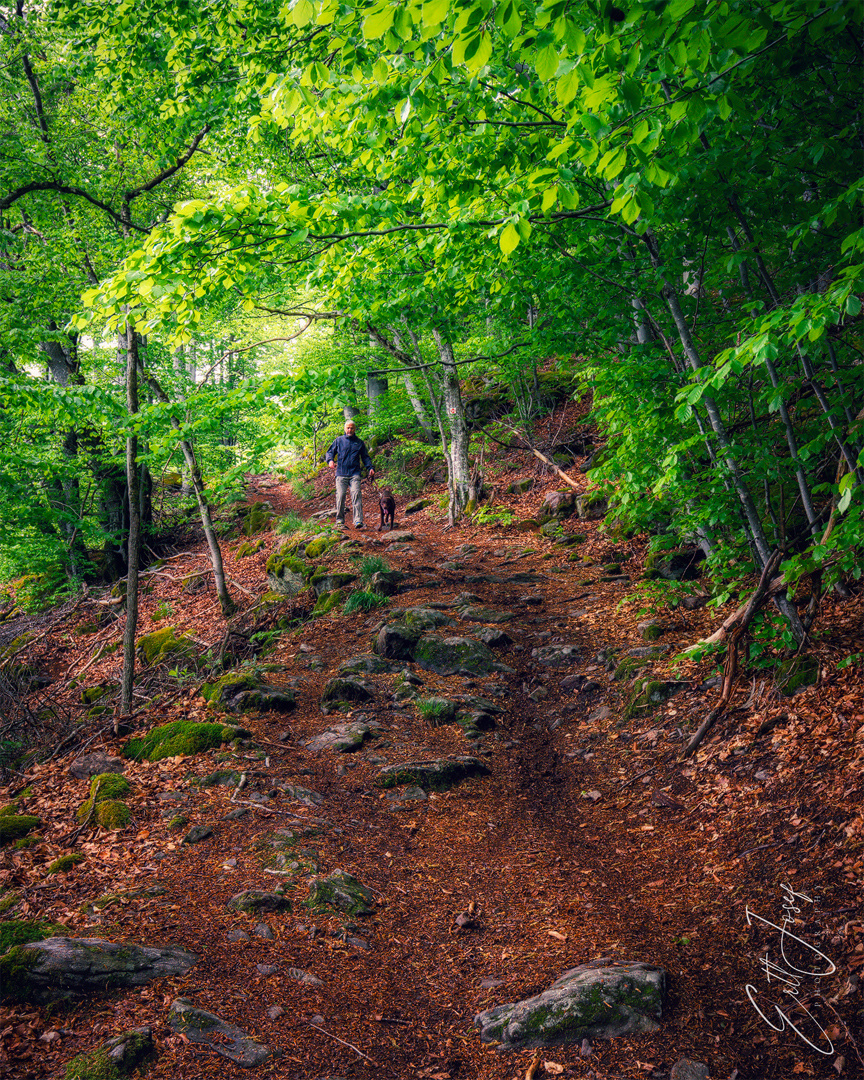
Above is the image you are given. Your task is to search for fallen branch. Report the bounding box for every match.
[682,551,782,758]
[486,422,582,491]
[308,1022,377,1066]
[0,591,88,672]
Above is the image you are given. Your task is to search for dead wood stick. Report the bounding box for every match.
[619,765,657,789]
[309,1023,377,1065]
[226,577,257,597]
[682,574,787,652]
[682,551,782,758]
[230,773,247,802]
[486,421,582,490]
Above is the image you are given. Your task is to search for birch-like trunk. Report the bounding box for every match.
[432,329,475,523]
[146,372,236,618]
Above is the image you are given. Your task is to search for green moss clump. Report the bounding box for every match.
[304,537,332,559]
[77,774,131,822]
[0,803,16,818]
[167,814,188,831]
[613,657,644,682]
[123,720,243,762]
[136,627,197,667]
[242,502,273,536]
[47,853,85,875]
[312,589,346,616]
[15,835,41,850]
[265,552,308,576]
[623,679,666,721]
[0,919,64,957]
[81,686,109,705]
[0,814,40,846]
[236,536,266,559]
[65,1048,123,1080]
[0,892,20,914]
[95,800,130,829]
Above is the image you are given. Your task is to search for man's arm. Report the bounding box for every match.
[325,438,339,465]
[360,441,373,472]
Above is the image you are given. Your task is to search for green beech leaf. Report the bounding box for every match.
[499,222,520,255]
[363,6,395,40]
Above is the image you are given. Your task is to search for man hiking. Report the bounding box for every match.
[325,419,375,529]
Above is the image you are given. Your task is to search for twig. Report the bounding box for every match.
[231,773,247,802]
[682,551,782,758]
[59,775,103,846]
[620,765,657,789]
[308,1022,377,1065]
[226,578,257,598]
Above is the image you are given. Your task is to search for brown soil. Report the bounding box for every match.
[1,433,862,1080]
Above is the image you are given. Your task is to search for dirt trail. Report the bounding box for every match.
[1,473,861,1080]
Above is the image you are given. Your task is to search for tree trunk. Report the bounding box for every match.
[120,324,141,719]
[432,329,474,523]
[145,373,236,617]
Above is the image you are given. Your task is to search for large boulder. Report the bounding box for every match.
[0,938,196,1003]
[475,961,666,1050]
[414,635,495,677]
[540,490,576,520]
[402,607,455,633]
[575,492,608,520]
[320,677,376,714]
[374,623,422,660]
[202,673,296,714]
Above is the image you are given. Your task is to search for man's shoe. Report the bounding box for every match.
[334,521,345,529]
[354,522,366,529]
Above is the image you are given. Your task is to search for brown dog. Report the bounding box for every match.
[377,487,396,532]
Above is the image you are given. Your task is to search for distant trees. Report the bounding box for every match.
[0,0,860,649]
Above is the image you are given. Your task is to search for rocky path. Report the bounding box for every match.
[1,480,861,1080]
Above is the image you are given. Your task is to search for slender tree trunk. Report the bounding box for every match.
[145,373,236,617]
[431,329,475,523]
[121,324,141,718]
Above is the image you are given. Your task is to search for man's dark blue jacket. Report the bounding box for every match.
[325,434,373,477]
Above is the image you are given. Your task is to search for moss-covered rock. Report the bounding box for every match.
[65,1027,154,1080]
[311,588,347,616]
[235,537,266,559]
[136,628,197,667]
[613,657,646,682]
[81,685,112,705]
[77,774,131,822]
[226,889,291,914]
[47,853,85,875]
[0,815,40,846]
[414,635,495,677]
[305,536,333,559]
[123,721,247,762]
[321,677,375,711]
[576,492,609,521]
[475,961,666,1049]
[95,801,131,829]
[376,756,491,792]
[623,679,684,720]
[307,870,374,917]
[241,501,274,536]
[0,938,196,1004]
[310,570,357,596]
[777,654,819,696]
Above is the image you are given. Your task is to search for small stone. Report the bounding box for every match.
[181,824,214,845]
[254,923,275,940]
[69,753,125,779]
[256,964,279,976]
[670,1059,710,1080]
[227,928,250,942]
[40,1030,61,1044]
[267,1006,284,1020]
[480,978,505,989]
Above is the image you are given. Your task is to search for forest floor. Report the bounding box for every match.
[1,413,863,1080]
